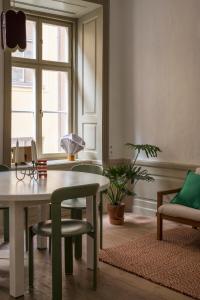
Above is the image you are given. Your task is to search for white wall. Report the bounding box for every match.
[0,0,3,163]
[121,0,200,165]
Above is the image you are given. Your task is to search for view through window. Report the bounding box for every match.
[11,18,72,157]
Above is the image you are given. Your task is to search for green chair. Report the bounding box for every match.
[65,164,104,256]
[49,164,104,256]
[29,183,99,300]
[0,164,29,250]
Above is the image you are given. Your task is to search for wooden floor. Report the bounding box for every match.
[0,213,193,300]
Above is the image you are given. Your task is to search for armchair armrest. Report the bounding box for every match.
[157,188,181,209]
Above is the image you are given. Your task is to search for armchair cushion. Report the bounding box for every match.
[170,171,200,209]
[158,203,200,221]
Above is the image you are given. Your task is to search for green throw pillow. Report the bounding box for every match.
[170,171,200,209]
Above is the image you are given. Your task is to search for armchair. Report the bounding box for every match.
[157,188,200,240]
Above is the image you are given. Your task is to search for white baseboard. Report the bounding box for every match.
[133,197,156,217]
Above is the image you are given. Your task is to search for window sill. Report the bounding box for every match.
[47,159,93,170]
[11,159,102,171]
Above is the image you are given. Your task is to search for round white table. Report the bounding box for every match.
[0,170,109,298]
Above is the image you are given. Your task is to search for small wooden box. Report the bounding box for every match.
[12,146,32,163]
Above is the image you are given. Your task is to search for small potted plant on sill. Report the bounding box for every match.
[104,144,161,225]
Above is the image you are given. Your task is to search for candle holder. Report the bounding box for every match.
[15,161,39,181]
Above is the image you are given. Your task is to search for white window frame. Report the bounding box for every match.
[11,15,74,160]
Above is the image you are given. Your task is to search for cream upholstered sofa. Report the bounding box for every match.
[157,168,200,240]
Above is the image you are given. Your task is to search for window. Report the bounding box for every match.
[11,17,72,157]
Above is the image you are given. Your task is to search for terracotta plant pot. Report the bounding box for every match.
[107,203,125,225]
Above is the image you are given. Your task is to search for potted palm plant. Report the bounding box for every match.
[104,144,161,225]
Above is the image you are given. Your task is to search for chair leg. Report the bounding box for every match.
[64,237,73,275]
[24,207,29,252]
[93,233,97,290]
[71,209,83,259]
[157,214,163,240]
[49,205,52,253]
[3,209,9,243]
[99,193,103,249]
[29,228,34,289]
[49,237,52,254]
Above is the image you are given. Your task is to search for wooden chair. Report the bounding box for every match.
[0,164,29,249]
[29,183,99,300]
[49,164,104,256]
[157,188,200,240]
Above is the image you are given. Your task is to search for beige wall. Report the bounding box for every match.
[0,0,3,163]
[108,0,124,159]
[109,0,200,215]
[121,0,200,165]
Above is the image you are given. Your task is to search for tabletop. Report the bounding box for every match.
[0,170,110,202]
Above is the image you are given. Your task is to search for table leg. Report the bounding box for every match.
[86,193,100,270]
[3,208,9,242]
[9,203,25,298]
[37,204,49,249]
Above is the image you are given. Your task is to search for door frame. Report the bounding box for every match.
[83,0,110,165]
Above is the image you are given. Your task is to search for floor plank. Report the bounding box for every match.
[0,213,193,300]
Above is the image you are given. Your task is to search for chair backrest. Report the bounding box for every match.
[51,183,99,205]
[0,164,9,172]
[71,164,103,175]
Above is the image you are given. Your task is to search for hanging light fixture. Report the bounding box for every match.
[1,8,26,51]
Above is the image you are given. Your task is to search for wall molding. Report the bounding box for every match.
[108,158,198,171]
[136,160,198,171]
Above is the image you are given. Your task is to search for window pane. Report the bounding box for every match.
[12,67,33,87]
[12,112,35,141]
[12,67,24,83]
[12,67,35,111]
[42,113,68,154]
[42,70,68,111]
[12,20,36,59]
[42,23,69,63]
[11,67,36,143]
[42,70,69,154]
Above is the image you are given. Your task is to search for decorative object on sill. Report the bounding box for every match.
[1,9,26,51]
[60,133,85,161]
[37,160,47,178]
[31,140,37,162]
[12,137,33,163]
[15,139,39,181]
[12,145,32,164]
[104,144,161,225]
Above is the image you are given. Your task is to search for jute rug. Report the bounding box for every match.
[99,227,200,299]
